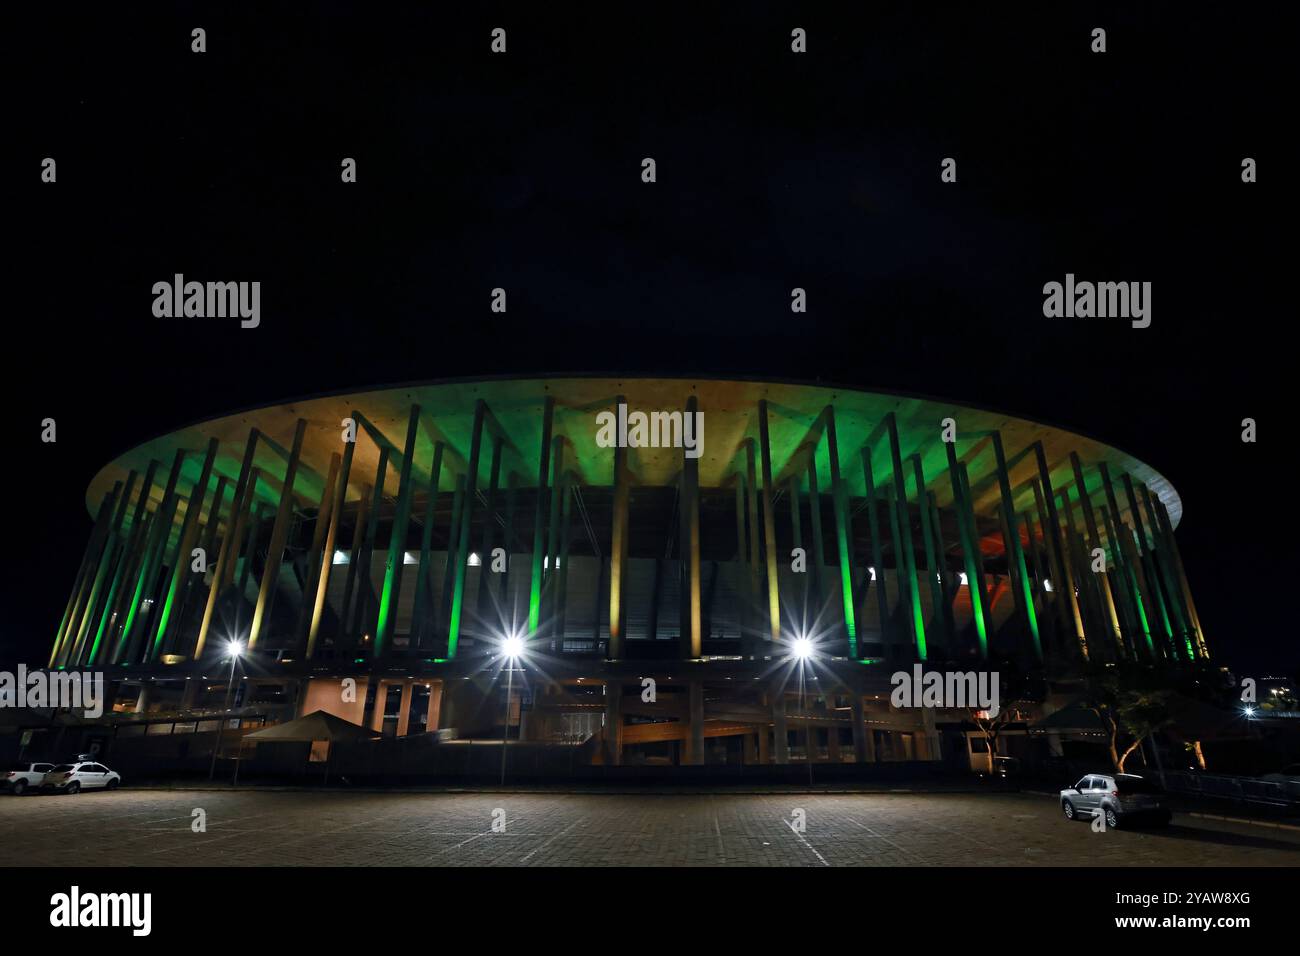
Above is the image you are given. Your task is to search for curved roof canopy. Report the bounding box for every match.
[85,376,1182,535]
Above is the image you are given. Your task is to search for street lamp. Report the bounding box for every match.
[789,633,816,785]
[499,632,525,785]
[209,638,245,781]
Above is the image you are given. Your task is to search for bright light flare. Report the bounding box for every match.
[792,636,815,661]
[502,634,526,659]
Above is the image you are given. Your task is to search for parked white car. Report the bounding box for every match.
[40,761,121,794]
[3,762,55,795]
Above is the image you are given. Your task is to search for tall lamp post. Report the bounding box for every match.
[792,636,815,787]
[500,634,525,785]
[208,639,244,781]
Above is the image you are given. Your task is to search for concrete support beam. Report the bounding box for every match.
[826,408,858,656]
[249,419,307,650]
[197,431,259,659]
[409,443,444,653]
[757,400,782,644]
[680,395,703,658]
[528,396,555,639]
[687,680,705,765]
[154,438,219,660]
[376,406,422,657]
[604,680,623,765]
[772,691,789,764]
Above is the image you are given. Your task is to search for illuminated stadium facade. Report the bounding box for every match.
[45,377,1208,768]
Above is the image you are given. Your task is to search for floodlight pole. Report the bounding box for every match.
[208,651,240,781]
[500,659,515,786]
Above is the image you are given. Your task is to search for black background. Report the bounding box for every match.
[7,3,1291,677]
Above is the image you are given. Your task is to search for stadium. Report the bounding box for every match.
[41,376,1207,771]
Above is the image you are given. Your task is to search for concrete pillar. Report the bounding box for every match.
[428,680,445,731]
[396,680,415,737]
[133,682,151,715]
[687,680,705,765]
[249,419,307,650]
[772,692,789,764]
[852,696,875,762]
[367,680,387,733]
[757,400,782,643]
[859,449,892,650]
[744,733,758,763]
[921,707,941,761]
[826,408,858,655]
[609,430,629,659]
[680,396,703,658]
[197,432,258,659]
[827,722,841,763]
[604,680,623,765]
[179,678,199,712]
[306,448,350,659]
[757,727,770,764]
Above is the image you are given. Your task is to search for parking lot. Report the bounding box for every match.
[2,788,1298,866]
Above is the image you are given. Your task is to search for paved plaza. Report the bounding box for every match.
[3,789,1298,867]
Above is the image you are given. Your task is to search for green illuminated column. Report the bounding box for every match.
[859,448,892,650]
[680,396,702,657]
[448,400,485,659]
[296,453,341,656]
[249,419,306,650]
[909,454,945,659]
[196,430,259,659]
[885,414,925,659]
[1020,510,1050,637]
[70,482,131,665]
[944,440,988,658]
[152,439,218,659]
[1033,445,1086,658]
[409,442,444,653]
[440,474,466,639]
[757,400,783,644]
[1069,453,1124,656]
[375,406,422,657]
[527,397,554,639]
[826,408,859,657]
[121,449,187,663]
[992,433,1040,661]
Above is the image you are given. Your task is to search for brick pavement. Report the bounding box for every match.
[3,790,1298,866]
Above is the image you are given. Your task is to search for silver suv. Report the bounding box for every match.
[1060,773,1171,828]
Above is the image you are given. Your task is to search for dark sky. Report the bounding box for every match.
[8,4,1289,677]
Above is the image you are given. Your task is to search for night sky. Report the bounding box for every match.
[9,5,1289,677]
